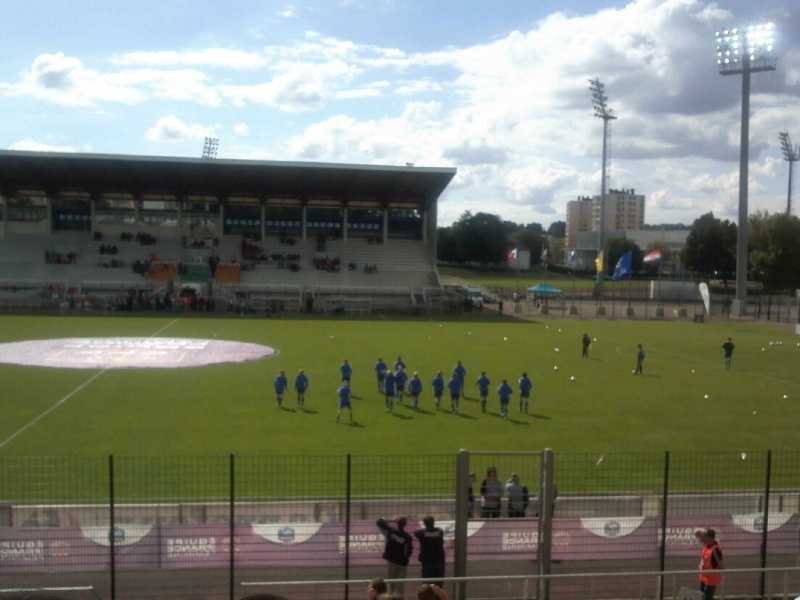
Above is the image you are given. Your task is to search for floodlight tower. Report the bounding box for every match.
[202,137,219,159]
[589,78,617,293]
[716,23,777,316]
[779,131,799,215]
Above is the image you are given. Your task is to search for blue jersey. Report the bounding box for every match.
[338,384,351,407]
[274,373,288,393]
[497,382,513,403]
[295,372,308,392]
[477,375,491,396]
[384,372,396,395]
[454,364,467,382]
[447,377,461,398]
[394,358,406,371]
[408,376,422,396]
[341,362,353,381]
[394,369,408,389]
[375,360,387,380]
[432,375,445,395]
[518,376,532,397]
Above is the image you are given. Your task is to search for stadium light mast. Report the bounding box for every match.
[779,131,799,215]
[589,78,617,295]
[716,23,777,316]
[202,137,219,159]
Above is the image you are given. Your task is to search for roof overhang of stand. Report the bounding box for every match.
[0,151,457,211]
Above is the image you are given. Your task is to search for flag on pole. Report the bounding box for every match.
[643,250,662,263]
[568,249,576,265]
[595,250,604,274]
[540,247,549,264]
[612,250,633,281]
[508,248,518,260]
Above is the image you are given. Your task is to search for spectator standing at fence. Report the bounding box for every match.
[634,344,645,375]
[341,359,353,382]
[414,516,446,588]
[376,516,413,596]
[394,366,408,404]
[722,337,735,370]
[582,332,591,358]
[480,467,503,518]
[453,360,467,395]
[375,358,388,392]
[384,370,396,412]
[367,578,388,600]
[497,379,513,420]
[476,371,491,413]
[274,370,288,408]
[294,368,308,408]
[408,372,423,409]
[505,473,529,518]
[432,370,445,410]
[336,380,353,423]
[518,372,532,413]
[694,528,724,600]
[447,373,461,414]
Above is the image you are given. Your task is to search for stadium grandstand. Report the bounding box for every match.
[0,151,456,314]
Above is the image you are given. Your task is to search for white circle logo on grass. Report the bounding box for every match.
[0,337,276,369]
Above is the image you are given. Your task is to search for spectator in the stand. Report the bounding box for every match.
[505,473,529,518]
[367,578,388,600]
[376,516,413,596]
[480,466,503,518]
[414,516,445,587]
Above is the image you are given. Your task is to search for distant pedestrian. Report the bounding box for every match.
[336,380,353,423]
[634,344,644,375]
[582,332,591,358]
[294,368,308,407]
[722,337,734,370]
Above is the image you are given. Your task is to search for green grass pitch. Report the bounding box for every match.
[1,313,798,462]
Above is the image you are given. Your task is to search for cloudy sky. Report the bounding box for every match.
[1,0,798,228]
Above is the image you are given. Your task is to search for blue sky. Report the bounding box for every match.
[1,0,798,228]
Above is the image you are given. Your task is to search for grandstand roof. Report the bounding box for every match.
[0,150,457,209]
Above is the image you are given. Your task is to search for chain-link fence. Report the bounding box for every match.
[1,450,799,600]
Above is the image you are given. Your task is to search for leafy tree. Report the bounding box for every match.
[681,212,736,279]
[436,226,461,263]
[748,211,800,291]
[547,220,566,237]
[511,223,545,258]
[450,211,509,264]
[606,237,642,276]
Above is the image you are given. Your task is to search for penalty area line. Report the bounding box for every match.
[0,316,184,451]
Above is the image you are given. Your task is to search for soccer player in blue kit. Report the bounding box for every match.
[394,367,408,404]
[453,361,467,395]
[431,370,445,411]
[341,359,353,382]
[408,372,423,409]
[336,380,353,422]
[274,369,288,408]
[384,370,396,412]
[476,371,491,413]
[497,379,513,420]
[447,373,461,414]
[518,372,532,413]
[375,358,387,392]
[294,368,309,408]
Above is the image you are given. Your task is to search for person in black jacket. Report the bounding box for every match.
[377,516,413,596]
[414,515,445,587]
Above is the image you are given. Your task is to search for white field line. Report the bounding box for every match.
[0,317,182,450]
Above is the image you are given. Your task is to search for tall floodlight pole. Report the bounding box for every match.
[779,131,799,215]
[589,78,617,296]
[202,137,219,159]
[716,24,777,316]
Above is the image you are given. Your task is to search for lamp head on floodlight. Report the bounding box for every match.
[588,78,617,121]
[202,137,219,159]
[716,23,777,74]
[779,131,800,162]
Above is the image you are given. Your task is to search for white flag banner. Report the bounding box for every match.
[698,282,710,315]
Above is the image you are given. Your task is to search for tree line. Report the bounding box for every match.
[437,210,800,292]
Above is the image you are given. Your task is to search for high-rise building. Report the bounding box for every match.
[565,189,645,247]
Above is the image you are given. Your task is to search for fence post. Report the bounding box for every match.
[453,449,470,600]
[759,450,772,597]
[658,451,670,600]
[109,454,116,600]
[229,454,235,600]
[345,453,352,600]
[538,448,555,600]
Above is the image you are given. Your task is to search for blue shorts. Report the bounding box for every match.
[339,398,351,409]
[520,392,530,398]
[450,391,460,400]
[500,398,510,405]
[396,384,405,391]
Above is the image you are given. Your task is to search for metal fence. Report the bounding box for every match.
[1,450,799,600]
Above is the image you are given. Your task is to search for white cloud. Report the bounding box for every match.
[110,49,267,69]
[8,139,80,153]
[233,123,250,136]
[145,115,215,142]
